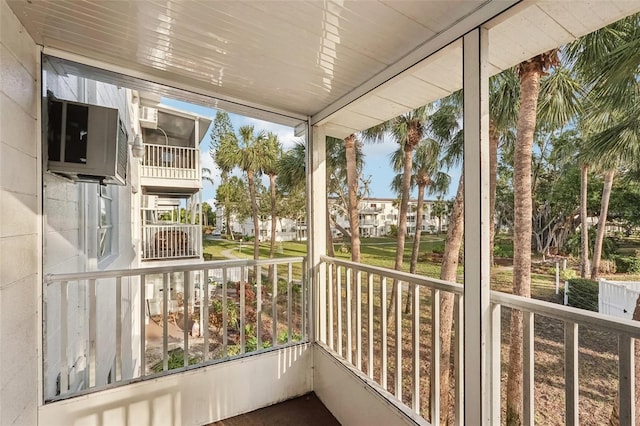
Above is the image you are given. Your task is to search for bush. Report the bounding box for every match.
[151,349,198,373]
[614,255,640,274]
[566,278,598,312]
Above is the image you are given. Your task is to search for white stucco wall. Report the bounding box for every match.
[0,1,40,424]
[42,71,139,399]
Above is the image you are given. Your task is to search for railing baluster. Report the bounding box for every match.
[115,277,122,381]
[431,289,440,422]
[240,266,246,354]
[59,281,69,394]
[288,262,293,344]
[356,270,362,370]
[346,268,352,364]
[162,273,169,371]
[202,270,209,361]
[302,258,308,340]
[257,265,262,350]
[272,263,278,346]
[412,284,421,414]
[565,321,579,425]
[455,294,464,426]
[491,303,501,425]
[395,280,402,400]
[337,266,343,357]
[523,310,535,426]
[328,263,334,350]
[140,275,146,377]
[183,271,190,367]
[618,334,635,425]
[381,276,388,390]
[368,273,374,379]
[89,279,97,387]
[222,268,228,357]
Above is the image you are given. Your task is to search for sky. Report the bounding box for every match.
[162,98,460,208]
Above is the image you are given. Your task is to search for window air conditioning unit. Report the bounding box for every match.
[46,97,128,185]
[139,107,158,129]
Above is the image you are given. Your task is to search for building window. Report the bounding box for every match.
[98,186,113,260]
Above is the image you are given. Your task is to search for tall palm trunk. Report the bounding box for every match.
[439,173,464,423]
[269,173,277,257]
[507,58,544,426]
[489,123,499,266]
[389,144,413,316]
[405,181,426,314]
[248,172,260,261]
[591,169,615,280]
[580,164,590,278]
[345,134,361,263]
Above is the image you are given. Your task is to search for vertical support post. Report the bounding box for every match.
[523,310,535,426]
[241,265,247,353]
[60,281,69,394]
[162,273,169,371]
[395,280,402,400]
[381,277,388,390]
[183,271,190,366]
[565,321,579,425]
[115,277,122,381]
[618,334,635,425]
[368,273,374,379]
[308,123,327,343]
[454,294,464,425]
[328,263,334,349]
[288,262,293,344]
[346,268,352,364]
[356,270,362,370]
[272,264,278,346]
[337,267,343,356]
[491,303,502,424]
[202,270,209,361]
[431,289,441,424]
[412,285,421,414]
[257,265,262,349]
[222,269,228,357]
[463,27,492,425]
[89,279,97,388]
[140,275,146,377]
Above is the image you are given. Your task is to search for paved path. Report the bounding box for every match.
[220,248,240,260]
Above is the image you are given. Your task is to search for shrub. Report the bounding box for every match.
[151,349,198,373]
[614,256,640,274]
[566,278,598,312]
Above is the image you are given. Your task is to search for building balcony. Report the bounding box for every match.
[141,224,202,260]
[140,144,201,193]
[41,257,639,425]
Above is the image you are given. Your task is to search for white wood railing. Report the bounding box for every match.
[141,143,200,181]
[142,224,201,260]
[320,256,640,426]
[44,257,308,402]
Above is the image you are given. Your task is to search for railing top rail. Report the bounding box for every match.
[491,291,640,337]
[320,255,464,295]
[144,143,197,150]
[46,256,306,285]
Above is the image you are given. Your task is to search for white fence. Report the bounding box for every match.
[599,278,640,320]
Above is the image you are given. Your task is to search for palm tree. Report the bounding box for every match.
[391,138,450,313]
[210,111,237,238]
[344,133,362,263]
[263,133,283,259]
[363,106,430,313]
[430,196,448,234]
[489,70,520,265]
[216,125,271,261]
[566,14,640,281]
[506,49,560,425]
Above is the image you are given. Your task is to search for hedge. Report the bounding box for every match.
[566,278,598,312]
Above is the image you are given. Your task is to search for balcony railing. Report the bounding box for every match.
[142,224,201,260]
[141,143,200,181]
[44,257,308,402]
[319,256,640,425]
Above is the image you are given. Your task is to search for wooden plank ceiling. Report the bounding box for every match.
[7,0,640,137]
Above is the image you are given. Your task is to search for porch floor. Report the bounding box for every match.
[210,392,341,426]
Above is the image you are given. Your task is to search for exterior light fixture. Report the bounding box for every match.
[131,134,145,159]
